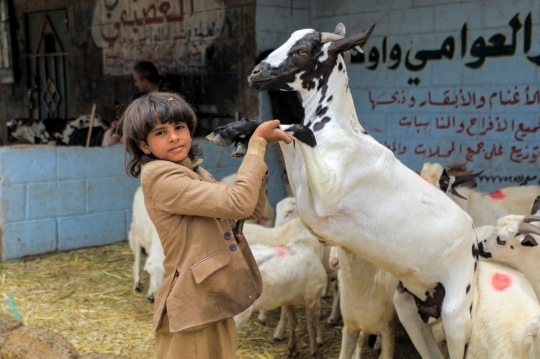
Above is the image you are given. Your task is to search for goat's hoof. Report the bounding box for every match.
[147,295,155,303]
[256,319,267,326]
[134,288,141,294]
[272,337,285,343]
[316,341,323,348]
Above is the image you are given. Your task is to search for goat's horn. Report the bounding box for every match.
[523,216,540,223]
[343,51,351,61]
[518,223,540,237]
[321,32,344,43]
[354,45,364,54]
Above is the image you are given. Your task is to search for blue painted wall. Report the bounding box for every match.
[0,141,287,261]
[256,0,540,193]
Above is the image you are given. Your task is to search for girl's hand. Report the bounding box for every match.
[253,120,293,146]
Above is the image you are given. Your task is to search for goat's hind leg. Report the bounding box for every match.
[441,285,474,359]
[393,290,445,359]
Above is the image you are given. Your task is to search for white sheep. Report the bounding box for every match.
[421,162,540,227]
[329,246,398,359]
[128,186,165,303]
[234,227,327,358]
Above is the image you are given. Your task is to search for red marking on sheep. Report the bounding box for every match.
[274,245,289,257]
[491,272,512,291]
[488,190,506,200]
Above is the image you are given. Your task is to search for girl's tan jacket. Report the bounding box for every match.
[141,147,267,333]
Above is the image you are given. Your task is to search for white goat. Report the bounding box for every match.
[208,23,479,359]
[329,246,398,359]
[128,186,165,303]
[234,228,327,358]
[421,162,540,227]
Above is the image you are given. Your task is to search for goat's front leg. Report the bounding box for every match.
[280,125,339,216]
[278,141,297,197]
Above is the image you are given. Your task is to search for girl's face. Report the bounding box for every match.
[138,121,192,162]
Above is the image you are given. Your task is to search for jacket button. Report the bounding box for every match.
[224,232,232,240]
[229,243,238,252]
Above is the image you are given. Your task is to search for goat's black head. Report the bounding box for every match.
[248,23,375,92]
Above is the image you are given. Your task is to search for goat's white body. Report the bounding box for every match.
[332,246,398,359]
[274,46,478,359]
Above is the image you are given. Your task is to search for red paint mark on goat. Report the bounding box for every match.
[491,272,512,291]
[274,245,289,257]
[489,190,506,200]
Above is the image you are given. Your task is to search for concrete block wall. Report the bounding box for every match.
[0,140,287,262]
[0,145,140,261]
[255,0,540,193]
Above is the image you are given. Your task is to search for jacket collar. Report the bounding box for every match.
[177,157,203,171]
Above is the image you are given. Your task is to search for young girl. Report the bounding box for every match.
[121,92,291,358]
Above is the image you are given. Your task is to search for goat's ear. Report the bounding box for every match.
[328,23,376,54]
[522,235,539,247]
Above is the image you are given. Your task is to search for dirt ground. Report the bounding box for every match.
[0,242,422,358]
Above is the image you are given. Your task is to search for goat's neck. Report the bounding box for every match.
[291,59,386,217]
[298,59,366,136]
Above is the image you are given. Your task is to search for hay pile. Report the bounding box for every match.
[0,242,420,358]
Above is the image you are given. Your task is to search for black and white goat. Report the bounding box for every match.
[208,23,478,359]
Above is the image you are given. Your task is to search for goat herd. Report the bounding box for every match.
[130,22,540,359]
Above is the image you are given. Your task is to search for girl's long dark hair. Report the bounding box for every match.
[120,92,203,178]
